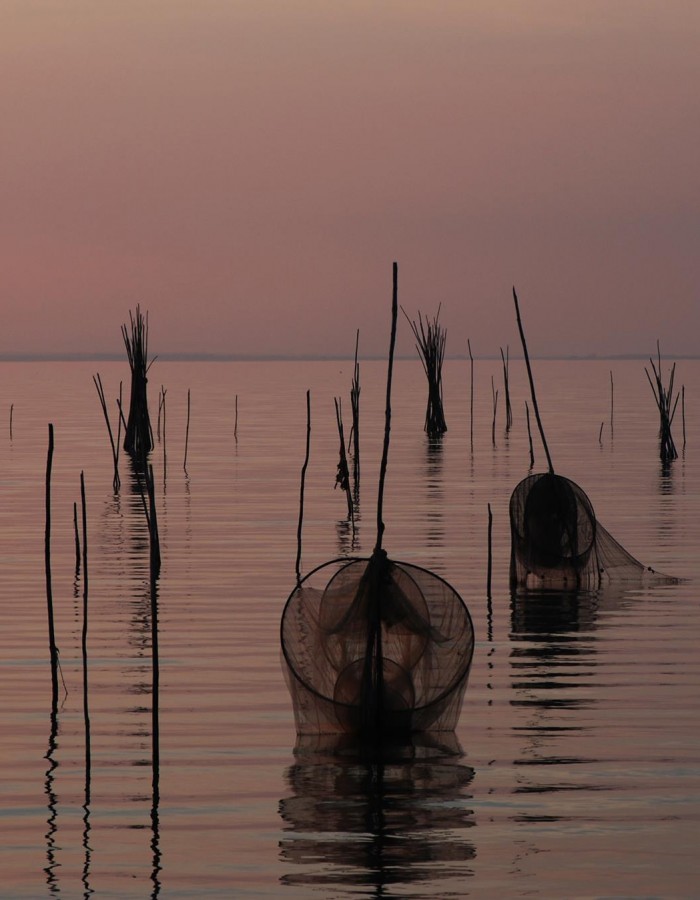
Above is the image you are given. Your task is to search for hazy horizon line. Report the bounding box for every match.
[0,351,696,363]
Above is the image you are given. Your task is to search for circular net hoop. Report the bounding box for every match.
[281,552,474,736]
[509,472,652,590]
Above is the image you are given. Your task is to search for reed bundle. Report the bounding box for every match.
[645,342,679,463]
[403,306,447,436]
[122,306,154,460]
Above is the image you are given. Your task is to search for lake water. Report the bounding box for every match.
[0,357,698,898]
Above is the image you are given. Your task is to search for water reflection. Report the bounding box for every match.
[44,707,60,895]
[279,732,476,895]
[423,436,445,550]
[508,588,632,817]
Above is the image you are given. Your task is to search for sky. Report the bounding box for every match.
[1,1,699,359]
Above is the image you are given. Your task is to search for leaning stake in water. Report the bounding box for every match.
[45,424,58,706]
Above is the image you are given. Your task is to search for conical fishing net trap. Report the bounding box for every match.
[281,264,475,737]
[508,290,672,592]
[281,550,474,735]
[509,472,656,591]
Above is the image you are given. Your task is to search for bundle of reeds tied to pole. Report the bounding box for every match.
[403,305,447,436]
[645,341,679,463]
[122,306,154,460]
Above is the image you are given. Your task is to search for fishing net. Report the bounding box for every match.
[281,549,474,736]
[509,472,659,591]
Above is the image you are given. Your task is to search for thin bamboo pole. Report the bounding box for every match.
[184,388,191,474]
[295,390,311,586]
[80,472,90,785]
[525,401,534,468]
[513,288,554,473]
[468,339,474,453]
[45,424,58,706]
[375,262,398,554]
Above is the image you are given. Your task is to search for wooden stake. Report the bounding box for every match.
[682,385,686,450]
[501,346,512,431]
[513,288,554,473]
[468,339,474,453]
[487,502,493,598]
[296,390,311,585]
[93,372,121,492]
[349,330,361,493]
[80,472,91,782]
[491,377,498,447]
[375,262,398,553]
[45,424,58,706]
[183,388,191,474]
[334,397,354,521]
[525,401,534,468]
[73,501,81,573]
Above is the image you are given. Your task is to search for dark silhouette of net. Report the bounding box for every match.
[281,549,474,736]
[509,472,664,590]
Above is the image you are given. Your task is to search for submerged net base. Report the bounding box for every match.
[509,472,673,591]
[281,551,474,736]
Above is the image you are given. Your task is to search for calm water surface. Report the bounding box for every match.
[0,358,698,898]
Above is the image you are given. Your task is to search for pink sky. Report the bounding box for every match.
[2,1,698,359]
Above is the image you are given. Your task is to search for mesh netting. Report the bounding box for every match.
[281,550,474,736]
[509,472,666,590]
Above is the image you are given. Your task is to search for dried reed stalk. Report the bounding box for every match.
[93,372,121,491]
[644,341,679,462]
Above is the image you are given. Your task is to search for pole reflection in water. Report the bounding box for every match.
[508,587,633,814]
[143,462,162,897]
[279,732,476,894]
[44,704,60,896]
[423,435,445,552]
[80,471,93,897]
